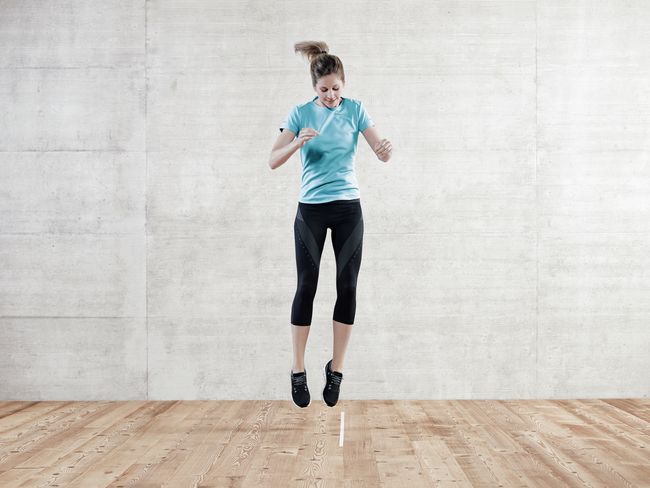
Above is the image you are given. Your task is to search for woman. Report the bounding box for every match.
[268,41,393,408]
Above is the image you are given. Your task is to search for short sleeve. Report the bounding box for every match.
[358,101,375,132]
[279,105,301,136]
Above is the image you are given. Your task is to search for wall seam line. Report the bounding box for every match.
[534,0,539,398]
[145,0,149,401]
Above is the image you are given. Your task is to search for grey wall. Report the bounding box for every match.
[1,1,648,401]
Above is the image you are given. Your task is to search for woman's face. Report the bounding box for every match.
[314,73,345,107]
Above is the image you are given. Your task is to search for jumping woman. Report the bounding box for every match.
[268,41,393,408]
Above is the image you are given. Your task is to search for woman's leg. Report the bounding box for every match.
[332,320,353,373]
[290,203,327,371]
[291,325,310,373]
[330,201,364,373]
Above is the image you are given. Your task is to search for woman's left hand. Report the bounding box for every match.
[374,138,393,161]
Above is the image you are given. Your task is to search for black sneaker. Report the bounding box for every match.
[322,359,343,407]
[291,370,311,408]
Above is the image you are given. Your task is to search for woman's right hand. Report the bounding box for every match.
[296,128,319,148]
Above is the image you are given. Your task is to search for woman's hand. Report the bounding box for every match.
[296,128,320,148]
[373,138,393,162]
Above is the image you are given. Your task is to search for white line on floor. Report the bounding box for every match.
[339,411,345,447]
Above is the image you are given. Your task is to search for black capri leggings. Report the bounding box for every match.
[291,198,364,326]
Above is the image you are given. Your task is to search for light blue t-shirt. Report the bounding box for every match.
[279,96,375,204]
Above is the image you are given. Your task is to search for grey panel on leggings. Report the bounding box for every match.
[296,207,322,267]
[336,218,363,278]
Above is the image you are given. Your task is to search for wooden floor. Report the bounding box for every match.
[0,399,648,487]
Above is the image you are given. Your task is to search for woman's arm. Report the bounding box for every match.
[268,129,300,170]
[362,126,393,162]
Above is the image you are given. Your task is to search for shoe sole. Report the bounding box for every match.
[292,398,311,409]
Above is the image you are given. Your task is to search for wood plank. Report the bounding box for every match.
[602,399,650,425]
[14,402,173,488]
[342,400,381,483]
[0,402,40,421]
[0,467,42,486]
[0,399,646,487]
[397,400,473,485]
[0,402,114,471]
[0,402,76,437]
[368,400,434,487]
[197,401,275,484]
[15,402,145,469]
[177,401,272,487]
[66,401,209,487]
[508,400,633,487]
[105,402,209,486]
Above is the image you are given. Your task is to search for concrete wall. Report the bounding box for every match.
[1,0,648,400]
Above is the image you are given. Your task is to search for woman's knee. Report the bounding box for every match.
[336,281,358,302]
[295,270,319,297]
[295,282,318,300]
